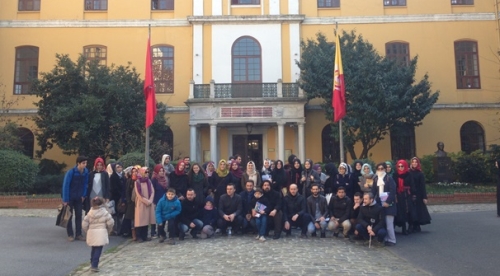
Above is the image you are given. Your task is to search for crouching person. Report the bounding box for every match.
[327,186,352,239]
[155,188,182,245]
[82,197,114,273]
[355,192,387,246]
[200,196,218,239]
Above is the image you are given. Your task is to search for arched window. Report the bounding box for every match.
[14,46,39,95]
[232,36,261,83]
[385,41,410,67]
[321,124,340,164]
[460,121,485,153]
[17,127,34,158]
[152,45,174,93]
[162,127,174,157]
[390,124,416,161]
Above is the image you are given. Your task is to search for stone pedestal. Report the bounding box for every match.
[433,157,454,183]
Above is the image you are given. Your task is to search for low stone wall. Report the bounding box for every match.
[428,192,496,205]
[0,196,60,209]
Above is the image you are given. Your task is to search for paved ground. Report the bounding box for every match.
[0,203,496,276]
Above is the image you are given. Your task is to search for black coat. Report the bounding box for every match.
[328,195,352,223]
[263,189,282,211]
[110,172,126,204]
[371,175,397,216]
[357,202,386,233]
[179,199,202,226]
[188,175,208,207]
[85,171,110,212]
[393,172,417,226]
[410,170,431,225]
[283,193,307,221]
[169,173,188,198]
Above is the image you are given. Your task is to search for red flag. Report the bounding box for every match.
[333,34,346,122]
[144,38,157,128]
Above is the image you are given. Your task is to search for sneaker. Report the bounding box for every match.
[166,238,176,245]
[159,236,165,243]
[179,231,185,241]
[90,267,99,273]
[272,234,280,240]
[259,236,266,242]
[76,235,86,241]
[255,235,260,240]
[385,241,396,247]
[67,236,74,242]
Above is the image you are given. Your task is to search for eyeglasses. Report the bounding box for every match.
[398,165,404,168]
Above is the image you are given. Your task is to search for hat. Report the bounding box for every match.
[205,196,214,205]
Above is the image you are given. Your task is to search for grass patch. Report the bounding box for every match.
[427,183,496,194]
[26,194,60,198]
[105,245,120,254]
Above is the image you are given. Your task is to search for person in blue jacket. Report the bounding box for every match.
[155,188,181,245]
[62,156,89,242]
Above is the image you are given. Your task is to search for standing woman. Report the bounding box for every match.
[134,167,155,242]
[393,160,416,235]
[333,163,351,196]
[123,167,137,240]
[109,163,126,236]
[225,161,244,194]
[169,161,188,201]
[271,160,288,195]
[351,161,363,197]
[496,159,500,217]
[289,159,303,189]
[241,161,261,190]
[371,162,397,246]
[188,163,209,207]
[161,154,175,176]
[261,159,273,182]
[409,157,431,232]
[323,162,338,195]
[151,164,169,238]
[359,164,374,194]
[385,161,395,177]
[300,159,320,197]
[86,157,110,213]
[205,161,217,198]
[213,159,230,207]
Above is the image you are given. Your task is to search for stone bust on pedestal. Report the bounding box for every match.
[433,141,453,182]
[435,142,447,157]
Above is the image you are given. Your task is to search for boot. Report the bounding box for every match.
[131,229,137,241]
[402,224,408,235]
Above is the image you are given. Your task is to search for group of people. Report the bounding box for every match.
[62,154,432,262]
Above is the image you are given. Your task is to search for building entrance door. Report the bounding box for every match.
[232,134,263,170]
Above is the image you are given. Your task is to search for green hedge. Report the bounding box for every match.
[117,152,155,171]
[0,150,38,192]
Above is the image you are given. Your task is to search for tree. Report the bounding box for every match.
[0,79,25,152]
[32,54,171,162]
[297,31,439,159]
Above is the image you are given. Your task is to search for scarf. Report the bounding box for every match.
[216,159,229,178]
[230,161,243,179]
[246,161,258,177]
[153,164,168,189]
[206,161,215,177]
[376,171,386,196]
[193,172,205,182]
[291,159,303,183]
[271,160,286,185]
[175,161,186,176]
[396,160,409,194]
[135,177,152,198]
[410,157,422,172]
[385,161,394,176]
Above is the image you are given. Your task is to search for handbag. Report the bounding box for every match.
[106,200,116,215]
[117,199,127,214]
[56,204,72,228]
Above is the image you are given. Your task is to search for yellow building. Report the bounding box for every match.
[1,0,499,169]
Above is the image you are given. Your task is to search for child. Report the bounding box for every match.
[251,188,270,242]
[155,188,181,245]
[82,197,114,273]
[200,196,218,239]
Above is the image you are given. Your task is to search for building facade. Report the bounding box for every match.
[1,0,499,168]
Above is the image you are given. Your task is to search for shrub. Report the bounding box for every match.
[0,150,38,192]
[32,174,65,194]
[420,155,435,183]
[38,158,67,175]
[117,152,155,172]
[452,150,492,184]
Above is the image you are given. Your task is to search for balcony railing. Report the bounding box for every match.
[189,79,303,99]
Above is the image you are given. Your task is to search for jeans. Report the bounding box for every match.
[178,219,203,237]
[90,246,103,268]
[255,215,268,236]
[112,214,122,235]
[67,199,83,237]
[355,223,387,242]
[308,219,327,235]
[158,219,177,239]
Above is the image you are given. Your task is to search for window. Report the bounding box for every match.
[460,121,485,153]
[390,124,416,161]
[152,45,174,93]
[231,0,260,4]
[451,0,473,5]
[85,0,107,10]
[14,46,39,95]
[232,37,261,83]
[384,0,406,6]
[318,0,340,8]
[83,45,107,66]
[18,0,40,11]
[321,125,341,164]
[386,42,410,66]
[17,128,34,158]
[151,0,174,10]
[455,40,480,89]
[163,128,174,157]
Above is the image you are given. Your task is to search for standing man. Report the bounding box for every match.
[283,183,313,238]
[178,189,203,240]
[306,184,329,238]
[218,183,243,235]
[262,180,283,239]
[355,192,387,246]
[183,157,191,174]
[327,186,352,239]
[62,156,89,242]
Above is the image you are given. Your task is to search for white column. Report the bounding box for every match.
[193,0,204,16]
[289,23,301,83]
[277,122,285,162]
[288,0,299,14]
[193,25,203,84]
[190,124,197,162]
[270,0,280,15]
[213,0,222,15]
[210,123,218,163]
[298,122,305,161]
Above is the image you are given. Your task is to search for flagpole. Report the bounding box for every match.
[334,24,345,164]
[145,25,151,168]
